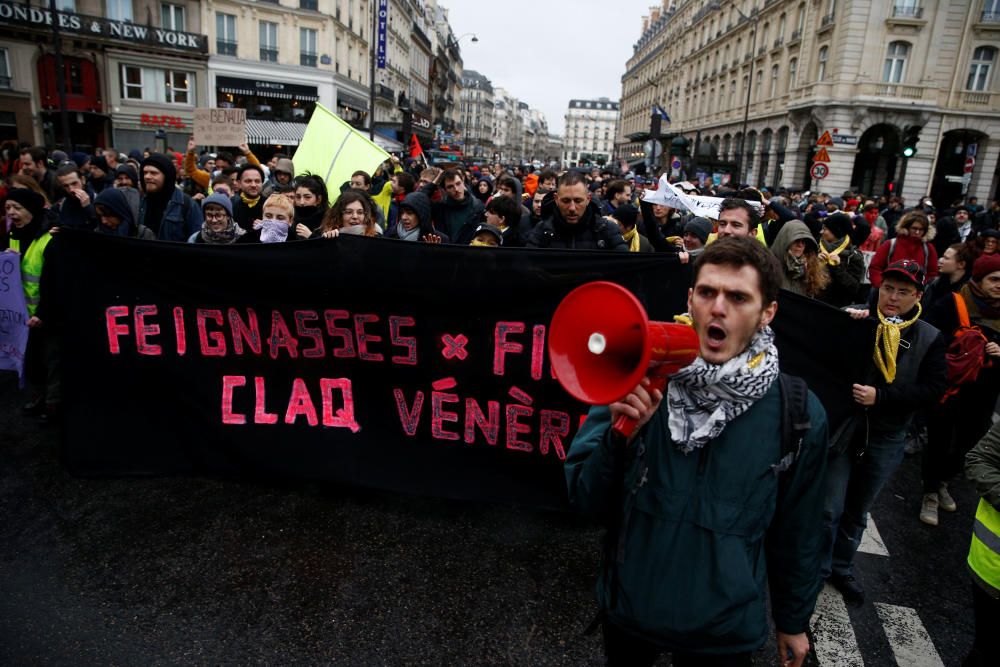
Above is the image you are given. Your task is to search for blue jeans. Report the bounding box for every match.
[821,427,907,579]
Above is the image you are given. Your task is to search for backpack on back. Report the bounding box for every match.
[942,292,990,402]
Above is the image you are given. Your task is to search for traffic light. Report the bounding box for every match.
[901,126,921,158]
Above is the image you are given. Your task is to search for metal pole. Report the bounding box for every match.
[737,11,756,187]
[369,0,378,140]
[49,0,73,151]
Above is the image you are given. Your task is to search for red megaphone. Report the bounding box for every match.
[548,281,699,438]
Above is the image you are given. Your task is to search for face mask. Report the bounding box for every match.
[295,205,318,219]
[340,225,367,236]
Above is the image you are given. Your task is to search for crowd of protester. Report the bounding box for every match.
[4,136,1000,665]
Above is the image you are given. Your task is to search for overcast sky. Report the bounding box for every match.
[443,0,655,137]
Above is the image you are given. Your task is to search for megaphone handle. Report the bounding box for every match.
[611,376,670,439]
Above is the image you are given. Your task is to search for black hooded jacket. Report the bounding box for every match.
[525,195,628,250]
[385,191,450,242]
[94,188,155,239]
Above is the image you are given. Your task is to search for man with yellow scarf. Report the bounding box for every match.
[822,259,947,605]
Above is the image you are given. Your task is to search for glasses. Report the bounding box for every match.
[204,211,228,221]
[879,284,917,298]
[909,226,927,234]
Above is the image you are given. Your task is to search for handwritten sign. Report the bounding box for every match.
[0,252,28,386]
[193,108,247,147]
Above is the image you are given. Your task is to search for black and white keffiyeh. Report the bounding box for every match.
[667,326,780,453]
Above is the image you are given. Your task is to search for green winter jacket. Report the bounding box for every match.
[565,380,828,655]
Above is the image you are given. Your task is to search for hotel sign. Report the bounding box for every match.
[0,1,207,53]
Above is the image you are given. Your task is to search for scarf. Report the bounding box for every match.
[254,219,289,244]
[667,326,780,453]
[200,219,245,244]
[873,304,921,383]
[820,236,851,265]
[784,253,806,280]
[622,226,641,253]
[240,192,261,208]
[397,225,421,242]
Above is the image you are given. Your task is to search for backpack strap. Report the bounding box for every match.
[953,291,971,329]
[888,238,897,263]
[775,373,811,479]
[922,240,929,276]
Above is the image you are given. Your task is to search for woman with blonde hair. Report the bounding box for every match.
[235,193,309,243]
[312,190,381,239]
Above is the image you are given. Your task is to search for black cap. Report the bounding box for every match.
[473,223,503,245]
[883,259,925,289]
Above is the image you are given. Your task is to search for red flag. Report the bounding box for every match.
[409,133,423,159]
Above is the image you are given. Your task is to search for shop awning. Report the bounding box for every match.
[245,119,308,147]
[372,133,404,152]
[218,86,319,102]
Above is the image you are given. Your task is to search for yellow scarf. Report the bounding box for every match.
[821,236,851,265]
[240,192,260,208]
[873,304,922,383]
[622,227,641,253]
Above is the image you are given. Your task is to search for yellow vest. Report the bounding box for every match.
[968,498,1000,596]
[706,224,768,246]
[8,232,52,316]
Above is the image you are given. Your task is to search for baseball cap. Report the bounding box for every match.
[882,259,925,289]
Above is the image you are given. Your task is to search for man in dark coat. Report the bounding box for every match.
[138,153,202,241]
[230,163,266,231]
[431,169,485,240]
[525,171,627,250]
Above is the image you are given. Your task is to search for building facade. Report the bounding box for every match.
[0,0,209,151]
[202,0,367,152]
[492,86,523,163]
[617,0,1000,203]
[459,69,494,161]
[563,97,619,168]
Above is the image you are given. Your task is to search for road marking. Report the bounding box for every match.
[810,583,863,667]
[874,603,944,667]
[858,515,889,556]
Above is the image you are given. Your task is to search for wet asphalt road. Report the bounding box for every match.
[0,371,978,665]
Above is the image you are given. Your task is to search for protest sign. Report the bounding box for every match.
[0,252,28,385]
[193,108,247,146]
[48,232,873,508]
[642,175,764,219]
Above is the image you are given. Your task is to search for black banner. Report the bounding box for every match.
[49,232,874,509]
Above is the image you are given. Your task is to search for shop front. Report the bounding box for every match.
[215,75,319,152]
[336,90,369,131]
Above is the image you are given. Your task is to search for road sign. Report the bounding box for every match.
[814,147,831,163]
[811,163,829,180]
[817,130,834,147]
[671,158,681,170]
[968,143,978,158]
[964,157,975,173]
[833,134,858,146]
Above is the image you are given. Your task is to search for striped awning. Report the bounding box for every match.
[245,119,308,147]
[218,86,319,102]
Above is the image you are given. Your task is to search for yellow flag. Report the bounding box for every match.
[293,103,390,203]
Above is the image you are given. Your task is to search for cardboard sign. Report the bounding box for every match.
[193,108,247,147]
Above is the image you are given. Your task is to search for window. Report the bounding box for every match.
[120,64,194,104]
[0,48,9,89]
[216,12,236,55]
[300,0,318,8]
[789,58,798,88]
[817,46,828,80]
[883,41,909,83]
[161,3,184,31]
[968,46,996,91]
[56,0,75,10]
[121,64,143,99]
[107,0,132,22]
[986,0,1000,20]
[892,0,920,17]
[260,21,279,62]
[770,64,779,96]
[797,4,806,31]
[300,27,317,66]
[755,69,763,99]
[165,70,189,104]
[778,14,786,39]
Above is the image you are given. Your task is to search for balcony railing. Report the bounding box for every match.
[983,11,1000,22]
[789,28,802,42]
[377,84,395,102]
[414,99,431,115]
[744,53,752,62]
[757,46,766,55]
[964,91,991,105]
[217,39,237,56]
[869,82,928,99]
[260,47,278,62]
[772,37,784,49]
[300,53,317,67]
[820,13,835,28]
[891,5,923,19]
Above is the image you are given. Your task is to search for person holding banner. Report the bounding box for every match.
[525,172,626,251]
[4,188,59,419]
[189,194,245,245]
[566,238,828,667]
[383,191,448,243]
[236,193,308,244]
[313,190,380,239]
[292,174,330,233]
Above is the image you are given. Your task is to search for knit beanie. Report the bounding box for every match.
[114,163,138,186]
[683,216,714,244]
[973,254,1000,281]
[6,188,47,223]
[823,212,853,239]
[274,158,295,176]
[611,203,639,229]
[202,193,234,218]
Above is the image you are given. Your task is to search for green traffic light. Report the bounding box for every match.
[902,147,916,158]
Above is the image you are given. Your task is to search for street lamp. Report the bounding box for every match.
[710,0,758,186]
[631,74,665,172]
[451,33,479,45]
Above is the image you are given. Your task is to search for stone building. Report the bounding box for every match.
[617,0,1000,203]
[563,97,619,168]
[459,68,494,161]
